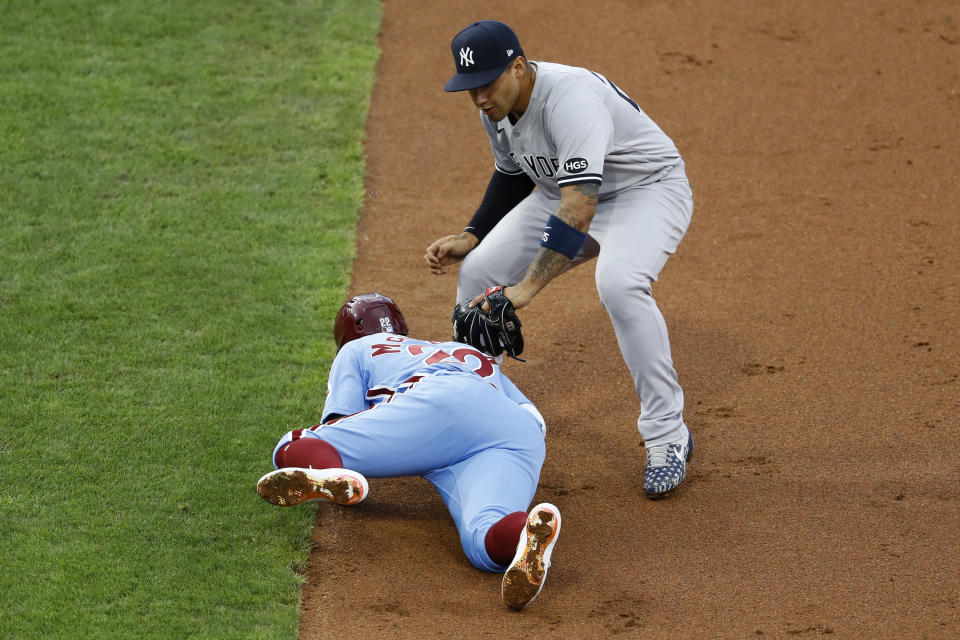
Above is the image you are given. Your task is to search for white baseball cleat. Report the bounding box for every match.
[644,428,694,499]
[256,467,369,507]
[501,503,562,610]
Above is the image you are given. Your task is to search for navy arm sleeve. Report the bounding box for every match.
[464,170,536,242]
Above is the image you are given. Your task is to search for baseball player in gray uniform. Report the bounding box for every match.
[424,20,694,498]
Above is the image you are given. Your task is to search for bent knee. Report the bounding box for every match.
[595,270,653,309]
[271,427,325,468]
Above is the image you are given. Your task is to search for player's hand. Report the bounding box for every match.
[469,282,535,312]
[424,232,479,275]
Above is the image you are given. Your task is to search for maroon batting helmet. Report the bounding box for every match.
[334,293,409,350]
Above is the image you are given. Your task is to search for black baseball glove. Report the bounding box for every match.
[451,286,525,360]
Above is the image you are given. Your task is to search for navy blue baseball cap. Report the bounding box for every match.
[444,20,524,92]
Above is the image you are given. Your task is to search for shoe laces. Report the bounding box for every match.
[646,442,674,469]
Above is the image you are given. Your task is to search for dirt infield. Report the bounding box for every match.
[298,1,958,637]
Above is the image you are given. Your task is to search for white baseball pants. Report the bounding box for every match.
[456,163,693,447]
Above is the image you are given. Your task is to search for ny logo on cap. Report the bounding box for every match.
[459,47,475,67]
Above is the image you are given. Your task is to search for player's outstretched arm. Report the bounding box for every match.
[424,231,479,275]
[472,183,598,311]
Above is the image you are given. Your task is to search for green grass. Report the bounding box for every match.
[0,1,381,638]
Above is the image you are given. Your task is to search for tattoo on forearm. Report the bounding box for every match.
[526,247,570,284]
[523,183,598,290]
[555,183,599,228]
[574,183,599,208]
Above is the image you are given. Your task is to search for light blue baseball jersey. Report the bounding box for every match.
[483,61,682,199]
[322,333,535,421]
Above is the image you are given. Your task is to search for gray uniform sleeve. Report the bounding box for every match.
[545,84,614,188]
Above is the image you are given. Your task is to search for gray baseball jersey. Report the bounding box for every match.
[483,61,681,199]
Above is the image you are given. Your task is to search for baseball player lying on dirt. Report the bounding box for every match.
[256,293,561,610]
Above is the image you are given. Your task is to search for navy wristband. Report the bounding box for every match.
[540,215,588,259]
